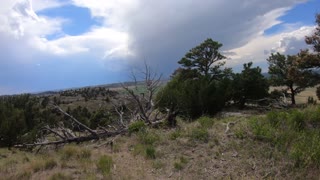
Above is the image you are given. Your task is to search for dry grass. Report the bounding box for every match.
[1,111,320,179]
[270,86,318,104]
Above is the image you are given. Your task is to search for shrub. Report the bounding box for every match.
[288,110,305,131]
[198,116,214,128]
[169,130,182,140]
[174,162,183,171]
[174,156,188,171]
[189,128,209,143]
[266,111,287,128]
[128,121,146,134]
[145,146,156,159]
[97,155,113,176]
[138,131,160,145]
[250,117,274,142]
[251,107,320,168]
[291,132,320,167]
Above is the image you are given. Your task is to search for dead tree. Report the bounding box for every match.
[14,105,128,149]
[121,62,166,125]
[14,63,170,150]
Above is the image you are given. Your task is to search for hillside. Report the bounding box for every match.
[1,107,320,179]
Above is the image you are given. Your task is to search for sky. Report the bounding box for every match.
[0,0,319,95]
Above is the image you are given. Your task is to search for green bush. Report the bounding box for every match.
[169,130,182,140]
[291,132,320,167]
[198,116,214,128]
[174,156,188,171]
[288,110,305,131]
[128,121,146,134]
[189,128,209,143]
[250,107,320,168]
[266,111,287,128]
[145,146,156,159]
[138,131,160,145]
[250,117,275,142]
[97,155,113,176]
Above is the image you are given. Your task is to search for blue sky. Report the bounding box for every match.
[0,0,319,95]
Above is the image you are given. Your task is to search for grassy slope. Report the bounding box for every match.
[1,110,319,180]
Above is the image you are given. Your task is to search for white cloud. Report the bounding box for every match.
[227,26,314,71]
[66,0,309,69]
[0,0,314,71]
[32,0,67,12]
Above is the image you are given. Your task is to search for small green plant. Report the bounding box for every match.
[169,130,182,140]
[249,117,274,142]
[145,146,156,159]
[138,131,160,145]
[132,144,145,156]
[97,155,113,176]
[174,162,183,170]
[234,129,246,139]
[174,156,188,171]
[189,127,209,143]
[128,121,146,134]
[152,160,164,169]
[288,110,305,131]
[266,111,287,128]
[198,116,214,128]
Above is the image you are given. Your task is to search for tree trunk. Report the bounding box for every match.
[290,86,296,105]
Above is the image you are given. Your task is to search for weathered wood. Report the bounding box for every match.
[53,105,98,137]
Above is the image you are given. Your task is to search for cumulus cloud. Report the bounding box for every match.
[0,0,317,94]
[227,26,314,71]
[65,0,310,72]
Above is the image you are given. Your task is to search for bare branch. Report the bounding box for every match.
[53,105,98,137]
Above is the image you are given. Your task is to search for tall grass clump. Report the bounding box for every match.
[250,106,320,168]
[197,116,215,129]
[97,155,113,177]
[128,121,146,135]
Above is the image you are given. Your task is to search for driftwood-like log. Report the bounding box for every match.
[15,128,127,148]
[54,105,98,137]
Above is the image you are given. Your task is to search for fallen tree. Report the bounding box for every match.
[14,63,174,150]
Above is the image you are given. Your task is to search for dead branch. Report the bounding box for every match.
[225,120,240,134]
[42,125,66,140]
[120,62,164,125]
[53,105,98,137]
[15,128,128,149]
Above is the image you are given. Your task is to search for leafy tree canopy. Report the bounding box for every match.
[178,38,228,80]
[267,52,317,104]
[231,62,269,108]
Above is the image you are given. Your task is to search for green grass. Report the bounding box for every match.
[189,127,209,143]
[97,155,113,177]
[250,106,320,168]
[128,121,147,134]
[197,116,215,128]
[174,156,189,171]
